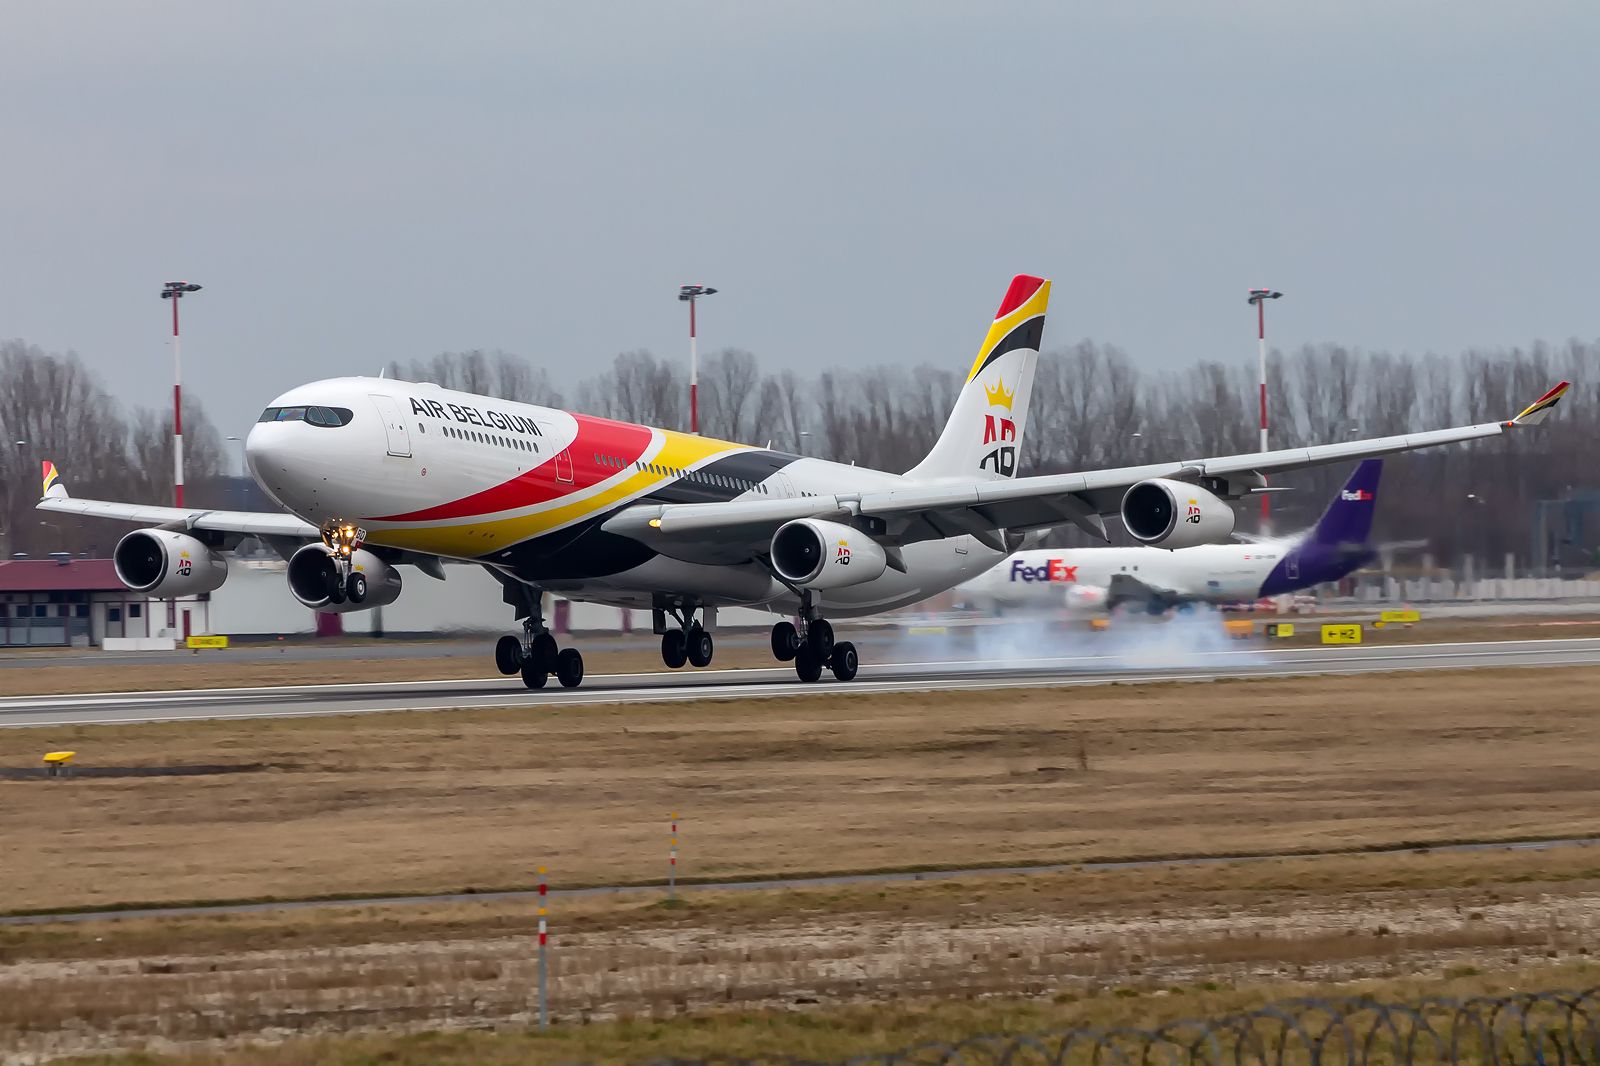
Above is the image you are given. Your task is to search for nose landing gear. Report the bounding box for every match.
[319,519,370,605]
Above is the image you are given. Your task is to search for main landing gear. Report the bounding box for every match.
[494,588,584,690]
[656,601,716,670]
[770,595,857,683]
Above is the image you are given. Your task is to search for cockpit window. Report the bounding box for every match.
[257,406,354,427]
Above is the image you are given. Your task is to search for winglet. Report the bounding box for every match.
[41,461,68,500]
[1508,381,1571,427]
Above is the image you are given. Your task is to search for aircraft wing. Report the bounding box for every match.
[36,496,317,537]
[35,461,316,538]
[605,381,1570,554]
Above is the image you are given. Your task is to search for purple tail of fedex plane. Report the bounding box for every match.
[1308,458,1383,551]
[1259,460,1382,596]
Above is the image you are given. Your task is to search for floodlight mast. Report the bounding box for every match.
[1247,288,1283,532]
[678,284,718,434]
[160,281,202,507]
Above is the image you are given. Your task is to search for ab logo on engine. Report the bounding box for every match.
[834,540,852,566]
[1184,500,1203,525]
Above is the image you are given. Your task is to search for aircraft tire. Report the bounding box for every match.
[494,635,522,675]
[794,644,823,683]
[555,647,584,689]
[808,619,834,659]
[661,629,688,669]
[687,627,714,668]
[828,641,858,681]
[770,621,800,662]
[520,659,548,689]
[527,632,557,671]
[346,571,368,604]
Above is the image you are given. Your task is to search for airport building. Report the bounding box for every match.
[0,556,210,648]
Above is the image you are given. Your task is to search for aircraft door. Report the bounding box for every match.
[369,394,413,458]
[537,422,573,484]
[775,471,796,498]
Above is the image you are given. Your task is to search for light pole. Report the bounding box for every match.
[677,284,717,435]
[161,281,202,507]
[1247,288,1283,532]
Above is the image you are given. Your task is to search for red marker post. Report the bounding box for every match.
[669,812,679,900]
[536,866,549,1030]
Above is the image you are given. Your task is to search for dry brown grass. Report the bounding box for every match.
[2,667,1599,914]
[47,960,1600,1066]
[6,848,1599,1063]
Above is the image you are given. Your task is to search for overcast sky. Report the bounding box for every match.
[4,1,1595,441]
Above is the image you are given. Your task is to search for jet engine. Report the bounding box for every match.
[287,544,403,612]
[770,519,888,589]
[1121,478,1235,549]
[113,530,228,597]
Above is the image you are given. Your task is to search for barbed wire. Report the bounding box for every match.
[642,988,1600,1065]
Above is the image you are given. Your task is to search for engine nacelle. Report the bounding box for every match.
[770,519,888,590]
[287,544,402,613]
[1121,478,1236,549]
[113,530,228,597]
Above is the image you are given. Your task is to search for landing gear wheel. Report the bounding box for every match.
[829,641,858,682]
[687,627,714,668]
[770,621,800,662]
[494,635,522,675]
[530,632,558,672]
[555,647,584,689]
[519,658,548,689]
[661,629,688,669]
[807,618,835,660]
[794,643,823,683]
[325,566,347,605]
[346,571,368,604]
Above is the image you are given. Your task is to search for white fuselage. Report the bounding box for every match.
[959,541,1295,609]
[246,378,1006,617]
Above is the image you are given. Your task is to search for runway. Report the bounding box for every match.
[2,635,1596,729]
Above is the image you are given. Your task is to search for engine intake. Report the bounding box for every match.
[770,519,888,590]
[1121,478,1235,549]
[113,530,228,597]
[288,544,402,612]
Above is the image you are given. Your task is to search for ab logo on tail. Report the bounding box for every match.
[980,377,1017,476]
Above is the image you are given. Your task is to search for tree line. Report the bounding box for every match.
[3,336,1595,570]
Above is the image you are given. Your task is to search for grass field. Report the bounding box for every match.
[3,666,1599,915]
[4,662,1600,1061]
[6,847,1598,1062]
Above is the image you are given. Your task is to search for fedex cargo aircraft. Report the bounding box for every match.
[956,460,1386,613]
[36,275,1569,688]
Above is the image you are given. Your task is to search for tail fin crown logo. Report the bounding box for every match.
[983,377,1015,411]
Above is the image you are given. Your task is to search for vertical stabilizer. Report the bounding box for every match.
[905,274,1050,482]
[1306,459,1383,549]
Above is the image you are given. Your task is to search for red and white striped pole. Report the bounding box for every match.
[678,285,717,435]
[669,811,678,899]
[1248,289,1282,533]
[536,865,549,1030]
[161,282,202,508]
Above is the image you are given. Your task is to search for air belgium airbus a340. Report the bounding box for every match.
[37,275,1570,688]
